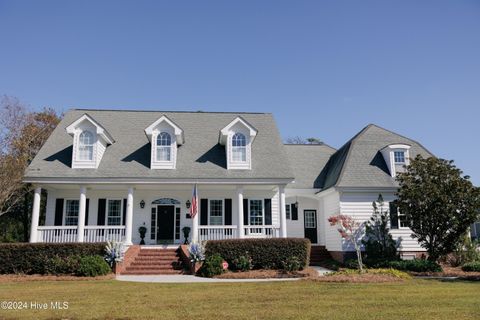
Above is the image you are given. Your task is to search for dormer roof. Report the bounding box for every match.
[144,115,184,145]
[219,116,258,145]
[65,114,114,144]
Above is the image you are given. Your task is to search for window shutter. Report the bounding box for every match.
[264,199,272,225]
[243,199,249,226]
[200,199,208,226]
[85,199,90,226]
[97,199,106,226]
[224,199,232,225]
[291,204,298,221]
[123,199,127,225]
[389,202,399,229]
[54,199,64,226]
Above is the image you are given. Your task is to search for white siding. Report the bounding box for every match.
[285,196,322,244]
[321,191,342,251]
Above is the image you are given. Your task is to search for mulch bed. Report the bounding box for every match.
[0,274,115,282]
[412,266,480,280]
[214,267,318,279]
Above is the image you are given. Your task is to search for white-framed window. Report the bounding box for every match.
[209,199,224,225]
[390,202,409,229]
[78,131,94,161]
[107,199,122,226]
[64,199,79,226]
[286,204,291,220]
[398,210,409,228]
[156,132,172,162]
[394,151,406,164]
[249,199,264,225]
[304,210,316,228]
[232,132,247,162]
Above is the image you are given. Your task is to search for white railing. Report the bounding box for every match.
[199,225,238,241]
[84,226,126,243]
[244,225,280,238]
[36,226,126,243]
[37,226,78,243]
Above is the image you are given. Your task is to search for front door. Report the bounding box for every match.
[304,210,318,244]
[157,205,175,243]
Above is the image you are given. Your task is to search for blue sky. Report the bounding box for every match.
[1,0,479,185]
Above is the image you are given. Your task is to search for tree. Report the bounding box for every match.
[328,215,366,271]
[396,155,480,261]
[362,194,399,266]
[285,136,323,144]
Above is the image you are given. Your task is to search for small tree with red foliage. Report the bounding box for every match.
[328,215,366,272]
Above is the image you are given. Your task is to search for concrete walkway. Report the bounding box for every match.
[311,266,333,276]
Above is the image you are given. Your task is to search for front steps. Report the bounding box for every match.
[309,246,332,266]
[121,247,184,275]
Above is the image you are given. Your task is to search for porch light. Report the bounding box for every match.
[139,200,145,209]
[294,197,299,209]
[186,200,191,209]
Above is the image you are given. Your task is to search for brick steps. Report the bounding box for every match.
[309,246,332,266]
[119,247,185,275]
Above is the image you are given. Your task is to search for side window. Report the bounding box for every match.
[286,204,291,220]
[107,200,122,225]
[65,200,79,226]
[209,200,223,225]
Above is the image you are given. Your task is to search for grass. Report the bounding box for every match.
[0,279,479,319]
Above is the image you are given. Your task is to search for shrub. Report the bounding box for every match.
[461,261,480,272]
[76,256,111,277]
[387,259,442,273]
[198,254,224,278]
[282,256,301,272]
[344,259,360,269]
[0,243,105,274]
[205,238,311,270]
[44,255,81,275]
[232,255,252,272]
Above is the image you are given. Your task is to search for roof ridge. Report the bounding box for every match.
[69,108,270,115]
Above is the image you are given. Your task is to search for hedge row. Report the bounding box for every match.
[205,238,311,270]
[0,243,106,274]
[387,259,442,273]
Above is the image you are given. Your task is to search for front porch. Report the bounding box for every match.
[29,184,287,244]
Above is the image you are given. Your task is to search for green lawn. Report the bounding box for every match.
[0,279,478,320]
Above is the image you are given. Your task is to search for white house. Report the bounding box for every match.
[24,109,433,262]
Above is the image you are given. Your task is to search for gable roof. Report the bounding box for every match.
[319,124,433,190]
[24,109,294,182]
[284,144,336,189]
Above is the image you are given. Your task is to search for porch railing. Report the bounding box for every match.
[244,225,280,238]
[36,226,126,243]
[199,225,238,241]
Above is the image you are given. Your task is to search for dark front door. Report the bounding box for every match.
[157,205,175,243]
[304,210,318,244]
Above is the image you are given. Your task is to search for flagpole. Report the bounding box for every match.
[191,183,199,243]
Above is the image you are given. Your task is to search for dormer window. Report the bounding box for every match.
[156,132,172,162]
[219,117,257,170]
[232,133,247,162]
[66,114,114,169]
[145,115,184,170]
[394,151,406,164]
[380,144,411,177]
[78,131,94,161]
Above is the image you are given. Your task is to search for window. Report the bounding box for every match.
[209,200,223,225]
[107,199,122,225]
[394,151,406,164]
[390,202,408,229]
[232,133,247,162]
[286,204,291,220]
[156,132,172,161]
[65,200,79,226]
[249,200,264,225]
[304,210,316,228]
[78,131,94,161]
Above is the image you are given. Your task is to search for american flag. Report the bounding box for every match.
[190,184,198,218]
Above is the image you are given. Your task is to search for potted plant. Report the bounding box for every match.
[138,226,147,245]
[188,242,205,274]
[182,226,191,244]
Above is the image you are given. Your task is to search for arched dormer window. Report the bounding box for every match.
[156,132,172,161]
[232,133,247,162]
[78,131,94,161]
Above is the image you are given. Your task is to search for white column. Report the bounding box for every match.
[77,186,87,242]
[125,187,134,245]
[237,186,245,238]
[29,187,42,243]
[279,185,287,238]
[192,209,199,243]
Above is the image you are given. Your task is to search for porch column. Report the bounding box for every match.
[29,187,42,243]
[237,186,244,238]
[279,185,287,238]
[77,186,87,242]
[124,187,134,245]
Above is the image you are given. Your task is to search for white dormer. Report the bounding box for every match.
[381,144,411,177]
[66,114,114,169]
[219,117,257,170]
[145,115,184,169]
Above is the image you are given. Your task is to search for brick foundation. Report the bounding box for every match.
[114,245,141,275]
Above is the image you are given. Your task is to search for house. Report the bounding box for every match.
[24,109,433,262]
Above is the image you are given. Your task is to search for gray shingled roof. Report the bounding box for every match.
[319,124,433,189]
[25,109,294,181]
[284,144,336,189]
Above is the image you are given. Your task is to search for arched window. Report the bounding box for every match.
[232,132,247,162]
[78,131,94,161]
[156,132,172,161]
